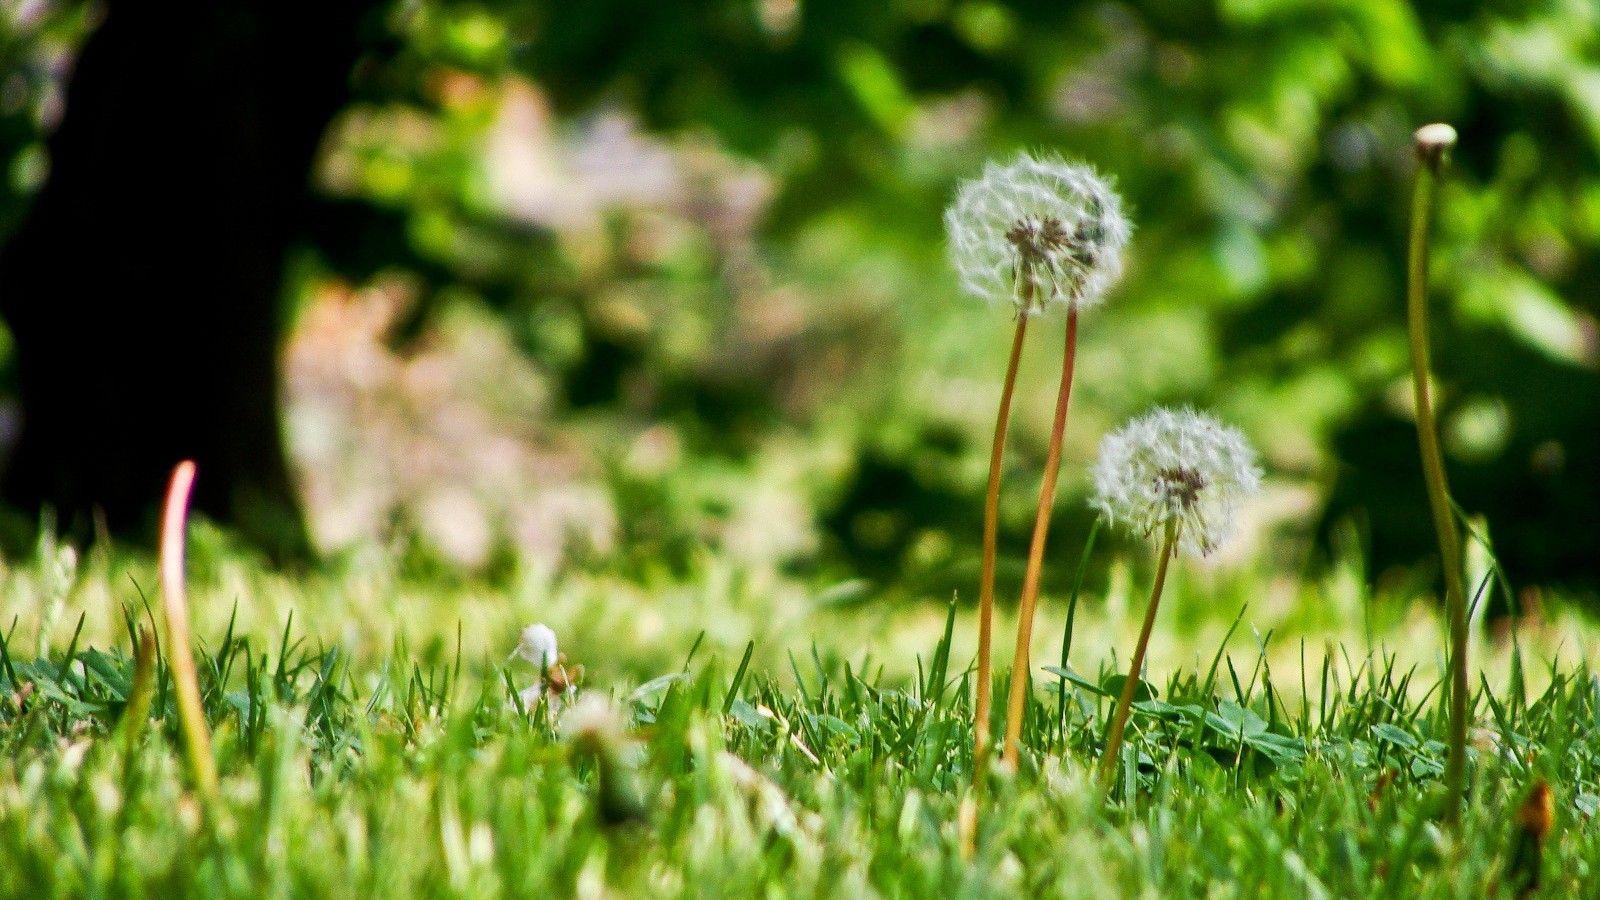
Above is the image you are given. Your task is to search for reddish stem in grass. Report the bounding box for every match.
[1001,305,1079,768]
[160,461,218,800]
[973,314,1028,787]
[1098,520,1177,791]
[964,313,1030,862]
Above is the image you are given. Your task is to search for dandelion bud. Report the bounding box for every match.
[1413,123,1457,168]
[1090,407,1262,557]
[514,623,559,669]
[945,151,1130,316]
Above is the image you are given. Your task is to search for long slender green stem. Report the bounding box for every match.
[1098,520,1177,791]
[1407,124,1468,827]
[1001,305,1079,768]
[160,460,219,801]
[973,315,1028,789]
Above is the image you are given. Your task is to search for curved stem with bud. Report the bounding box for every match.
[1408,123,1469,828]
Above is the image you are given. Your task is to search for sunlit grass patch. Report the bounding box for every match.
[2,541,1599,895]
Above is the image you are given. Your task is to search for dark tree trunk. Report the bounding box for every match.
[0,1,370,556]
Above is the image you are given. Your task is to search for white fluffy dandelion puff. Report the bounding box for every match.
[945,151,1130,315]
[514,623,559,669]
[562,693,626,745]
[510,623,568,711]
[1090,407,1262,557]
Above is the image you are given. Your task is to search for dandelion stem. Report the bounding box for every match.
[160,460,219,801]
[972,313,1028,793]
[1098,519,1177,791]
[1001,305,1079,768]
[1407,124,1468,827]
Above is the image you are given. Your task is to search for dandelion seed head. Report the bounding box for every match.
[515,623,559,669]
[945,151,1130,315]
[1090,407,1262,557]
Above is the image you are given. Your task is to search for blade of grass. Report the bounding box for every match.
[723,641,755,715]
[1056,517,1102,746]
[122,626,157,756]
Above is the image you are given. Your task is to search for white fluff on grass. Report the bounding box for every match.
[511,623,561,712]
[1090,407,1262,558]
[562,693,625,743]
[945,151,1130,315]
[518,684,546,711]
[515,623,559,669]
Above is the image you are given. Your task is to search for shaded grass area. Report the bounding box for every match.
[3,553,1599,896]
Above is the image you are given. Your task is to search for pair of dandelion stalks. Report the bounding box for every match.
[947,154,1260,806]
[945,152,1129,792]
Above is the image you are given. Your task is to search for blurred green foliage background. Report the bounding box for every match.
[1,0,1596,601]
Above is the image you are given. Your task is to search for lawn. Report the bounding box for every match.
[4,2,1599,897]
[3,529,1597,897]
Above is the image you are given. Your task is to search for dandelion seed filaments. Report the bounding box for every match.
[562,694,625,744]
[513,623,561,710]
[945,152,1130,315]
[1091,408,1262,557]
[515,623,559,669]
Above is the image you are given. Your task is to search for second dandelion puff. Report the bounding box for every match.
[1093,408,1261,789]
[1091,407,1262,558]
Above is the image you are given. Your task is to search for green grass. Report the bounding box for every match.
[2,536,1599,896]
